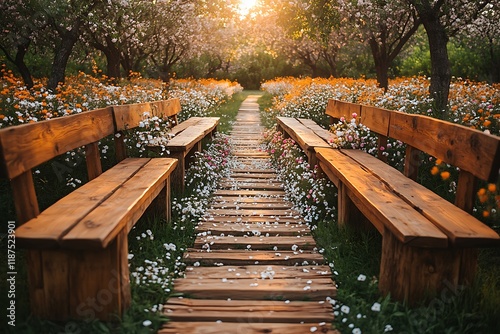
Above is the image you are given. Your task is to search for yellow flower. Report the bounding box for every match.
[440,171,450,180]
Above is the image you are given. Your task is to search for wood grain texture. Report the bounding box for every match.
[359,105,391,136]
[184,250,325,266]
[0,107,114,179]
[112,102,152,131]
[160,322,339,334]
[15,158,149,249]
[60,158,177,249]
[389,111,500,182]
[326,99,361,123]
[150,98,181,118]
[342,149,500,247]
[315,147,448,248]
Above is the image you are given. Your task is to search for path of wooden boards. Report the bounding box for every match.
[160,95,339,334]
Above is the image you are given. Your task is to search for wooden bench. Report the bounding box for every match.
[0,103,178,321]
[113,99,219,193]
[276,100,500,305]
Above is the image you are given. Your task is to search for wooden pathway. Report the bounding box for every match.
[160,95,338,334]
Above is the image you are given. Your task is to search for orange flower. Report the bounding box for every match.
[0,114,4,120]
[435,159,443,165]
[488,184,497,193]
[482,210,490,218]
[430,166,439,175]
[483,120,491,127]
[440,171,450,180]
[477,188,486,196]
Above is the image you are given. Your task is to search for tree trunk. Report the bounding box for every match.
[416,5,451,119]
[369,38,389,92]
[92,37,121,81]
[47,21,81,91]
[15,41,34,89]
[489,37,500,83]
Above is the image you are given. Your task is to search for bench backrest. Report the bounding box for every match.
[0,98,181,224]
[0,107,115,223]
[326,99,500,213]
[112,99,182,161]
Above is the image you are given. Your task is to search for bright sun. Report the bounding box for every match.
[238,0,258,16]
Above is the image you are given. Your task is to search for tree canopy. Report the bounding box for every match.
[1,0,499,113]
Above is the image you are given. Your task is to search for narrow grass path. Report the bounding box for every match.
[159,95,339,333]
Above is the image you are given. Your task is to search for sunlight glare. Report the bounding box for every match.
[238,0,258,16]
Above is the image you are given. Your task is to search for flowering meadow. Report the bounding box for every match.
[261,76,500,226]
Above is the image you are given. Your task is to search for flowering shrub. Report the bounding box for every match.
[0,66,242,129]
[168,78,243,122]
[173,133,235,222]
[129,112,175,157]
[263,127,336,225]
[329,112,377,150]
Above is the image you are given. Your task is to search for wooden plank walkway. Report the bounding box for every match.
[159,95,338,334]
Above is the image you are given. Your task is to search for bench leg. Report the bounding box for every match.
[26,229,131,321]
[171,151,186,194]
[379,229,477,306]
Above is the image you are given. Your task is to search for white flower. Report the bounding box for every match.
[371,302,381,312]
[143,320,152,326]
[357,274,366,281]
[341,305,350,314]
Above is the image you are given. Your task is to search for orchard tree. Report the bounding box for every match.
[0,0,48,88]
[407,0,491,117]
[458,2,500,82]
[146,0,203,83]
[42,0,102,90]
[339,0,421,91]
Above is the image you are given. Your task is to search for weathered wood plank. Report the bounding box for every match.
[0,107,114,179]
[194,235,317,250]
[184,250,324,266]
[160,322,339,334]
[196,222,310,237]
[326,99,361,123]
[173,277,336,300]
[207,209,298,217]
[214,190,286,197]
[389,111,500,182]
[182,265,331,280]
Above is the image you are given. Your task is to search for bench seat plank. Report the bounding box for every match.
[315,147,448,248]
[297,118,335,143]
[277,117,331,152]
[342,149,500,247]
[15,158,150,249]
[167,117,219,151]
[60,158,178,249]
[170,116,203,136]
